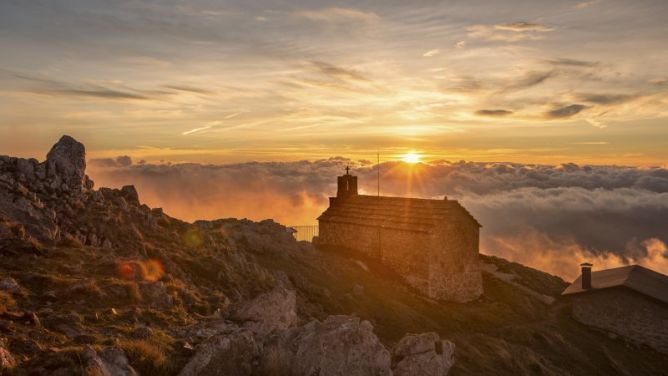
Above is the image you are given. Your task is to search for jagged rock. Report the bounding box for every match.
[230,286,298,335]
[121,185,140,205]
[0,188,58,241]
[45,135,91,193]
[178,328,259,376]
[16,158,36,180]
[392,333,455,376]
[138,281,173,309]
[259,315,392,376]
[82,345,138,376]
[0,338,16,370]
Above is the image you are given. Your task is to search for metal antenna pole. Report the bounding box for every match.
[377,151,380,197]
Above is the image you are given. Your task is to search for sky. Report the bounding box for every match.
[1,0,668,165]
[0,0,667,279]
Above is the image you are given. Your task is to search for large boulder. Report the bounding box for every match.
[0,277,22,295]
[178,328,260,376]
[259,315,392,376]
[392,332,455,376]
[81,346,138,376]
[45,135,91,192]
[229,286,298,335]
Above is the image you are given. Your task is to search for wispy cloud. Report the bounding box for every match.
[309,61,370,82]
[182,113,242,135]
[423,49,440,57]
[296,7,380,23]
[502,70,555,92]
[545,104,587,119]
[182,123,217,135]
[495,22,554,32]
[571,141,609,145]
[475,109,513,117]
[468,21,554,42]
[547,58,599,68]
[164,85,215,95]
[575,0,603,9]
[4,71,151,100]
[576,93,636,105]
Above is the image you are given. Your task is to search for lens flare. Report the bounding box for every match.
[117,261,137,280]
[117,259,165,282]
[183,228,204,248]
[143,259,165,282]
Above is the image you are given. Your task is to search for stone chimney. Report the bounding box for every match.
[580,263,593,289]
[336,166,358,198]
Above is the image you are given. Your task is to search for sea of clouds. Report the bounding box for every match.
[89,157,668,280]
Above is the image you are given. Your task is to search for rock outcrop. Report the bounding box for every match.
[0,135,178,250]
[259,315,392,376]
[45,135,91,193]
[0,135,96,242]
[178,328,260,376]
[180,288,400,376]
[230,286,298,335]
[82,345,138,376]
[392,332,455,376]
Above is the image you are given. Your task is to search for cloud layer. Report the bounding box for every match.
[89,158,668,280]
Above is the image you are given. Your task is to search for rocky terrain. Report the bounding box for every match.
[0,136,666,375]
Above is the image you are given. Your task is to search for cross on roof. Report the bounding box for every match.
[345,166,350,175]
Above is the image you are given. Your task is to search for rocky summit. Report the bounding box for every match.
[0,136,667,375]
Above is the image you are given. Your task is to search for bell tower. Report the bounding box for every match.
[336,166,358,198]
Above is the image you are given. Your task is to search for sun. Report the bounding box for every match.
[402,152,421,164]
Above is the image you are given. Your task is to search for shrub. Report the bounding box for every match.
[0,290,16,313]
[118,339,173,375]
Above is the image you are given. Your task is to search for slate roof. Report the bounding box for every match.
[561,265,668,305]
[317,195,480,233]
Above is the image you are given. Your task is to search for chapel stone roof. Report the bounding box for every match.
[317,194,481,233]
[561,265,668,305]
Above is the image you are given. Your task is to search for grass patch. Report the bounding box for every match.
[59,233,84,248]
[0,290,16,313]
[118,339,173,376]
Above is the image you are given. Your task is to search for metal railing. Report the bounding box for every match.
[289,225,319,242]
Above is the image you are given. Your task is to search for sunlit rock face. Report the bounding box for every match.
[45,135,91,193]
[392,332,456,376]
[259,315,392,376]
[0,135,172,249]
[0,135,94,242]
